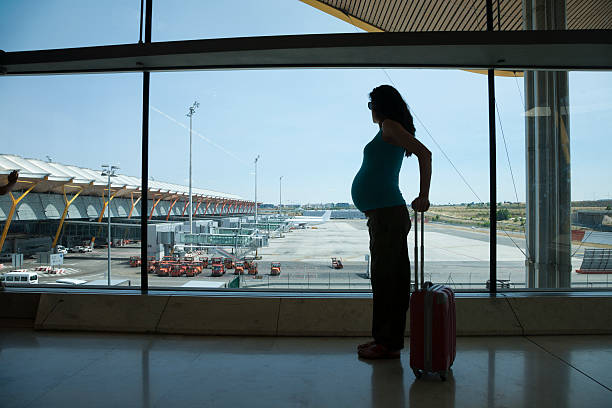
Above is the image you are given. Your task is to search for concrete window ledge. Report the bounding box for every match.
[1,290,611,336]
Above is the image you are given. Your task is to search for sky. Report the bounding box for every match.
[1,0,610,205]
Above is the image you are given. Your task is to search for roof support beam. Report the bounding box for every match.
[128,192,141,219]
[0,181,41,253]
[91,186,125,247]
[52,184,83,248]
[203,199,212,215]
[193,197,203,216]
[165,197,180,221]
[1,30,611,74]
[149,196,163,220]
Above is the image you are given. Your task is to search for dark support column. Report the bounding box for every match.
[524,0,571,288]
[487,0,497,295]
[140,0,153,294]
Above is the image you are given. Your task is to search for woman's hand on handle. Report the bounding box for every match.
[411,196,430,213]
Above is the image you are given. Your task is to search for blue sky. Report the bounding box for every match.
[1,0,610,205]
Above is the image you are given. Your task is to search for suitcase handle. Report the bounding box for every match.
[414,211,425,291]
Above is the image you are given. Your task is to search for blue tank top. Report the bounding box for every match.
[351,130,406,212]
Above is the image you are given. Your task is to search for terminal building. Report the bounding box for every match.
[0,153,255,255]
[1,1,611,407]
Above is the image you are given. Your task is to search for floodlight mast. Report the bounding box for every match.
[279,176,283,217]
[254,155,260,225]
[101,165,119,286]
[186,101,199,235]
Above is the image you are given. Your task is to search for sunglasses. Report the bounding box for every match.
[368,101,373,110]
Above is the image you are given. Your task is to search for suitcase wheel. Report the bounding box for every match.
[412,369,423,379]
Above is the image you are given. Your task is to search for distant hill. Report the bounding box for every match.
[572,199,612,208]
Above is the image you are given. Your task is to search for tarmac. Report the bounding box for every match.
[10,219,611,290]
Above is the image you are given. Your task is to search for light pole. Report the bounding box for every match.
[279,176,283,218]
[101,165,119,286]
[186,101,199,234]
[254,155,260,225]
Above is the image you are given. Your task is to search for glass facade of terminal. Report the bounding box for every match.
[1,0,611,293]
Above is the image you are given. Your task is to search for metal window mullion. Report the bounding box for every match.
[487,0,497,295]
[140,0,152,295]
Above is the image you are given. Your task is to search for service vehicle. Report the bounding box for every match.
[56,245,68,254]
[486,279,511,289]
[234,265,244,275]
[331,257,344,269]
[211,264,225,277]
[156,262,172,277]
[1,271,38,285]
[148,258,157,273]
[270,262,281,276]
[247,262,258,275]
[223,258,236,269]
[130,256,141,267]
[243,257,255,269]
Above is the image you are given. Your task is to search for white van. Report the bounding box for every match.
[0,271,39,285]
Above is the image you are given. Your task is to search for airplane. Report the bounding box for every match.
[286,210,332,228]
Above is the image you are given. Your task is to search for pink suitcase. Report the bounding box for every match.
[409,211,456,380]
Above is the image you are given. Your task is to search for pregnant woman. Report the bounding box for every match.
[352,85,432,359]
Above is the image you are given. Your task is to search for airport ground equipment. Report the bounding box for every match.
[211,263,225,277]
[243,257,256,273]
[410,212,456,381]
[170,262,184,277]
[234,265,245,275]
[486,279,511,289]
[130,256,141,267]
[223,258,236,269]
[185,263,197,277]
[331,257,344,269]
[156,259,174,277]
[270,262,281,276]
[576,249,612,274]
[148,257,157,273]
[247,262,258,275]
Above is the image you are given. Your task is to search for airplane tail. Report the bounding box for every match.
[322,210,332,222]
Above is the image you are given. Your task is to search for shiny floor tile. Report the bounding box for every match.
[0,330,611,408]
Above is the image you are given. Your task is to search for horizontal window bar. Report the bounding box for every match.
[2,30,612,75]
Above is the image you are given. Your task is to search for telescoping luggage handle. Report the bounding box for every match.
[413,210,427,291]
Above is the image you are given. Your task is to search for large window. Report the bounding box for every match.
[0,74,143,288]
[2,1,610,293]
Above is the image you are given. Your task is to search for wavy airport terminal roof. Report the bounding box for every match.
[0,154,245,201]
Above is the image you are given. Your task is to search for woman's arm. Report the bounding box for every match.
[0,170,18,196]
[381,119,432,212]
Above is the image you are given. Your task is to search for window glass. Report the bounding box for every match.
[568,71,612,289]
[0,74,142,288]
[0,0,142,51]
[495,70,612,290]
[145,68,489,291]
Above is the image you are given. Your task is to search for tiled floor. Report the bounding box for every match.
[1,330,611,408]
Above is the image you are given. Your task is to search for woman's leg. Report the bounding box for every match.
[368,206,411,350]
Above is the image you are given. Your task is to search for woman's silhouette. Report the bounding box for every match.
[352,85,431,359]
